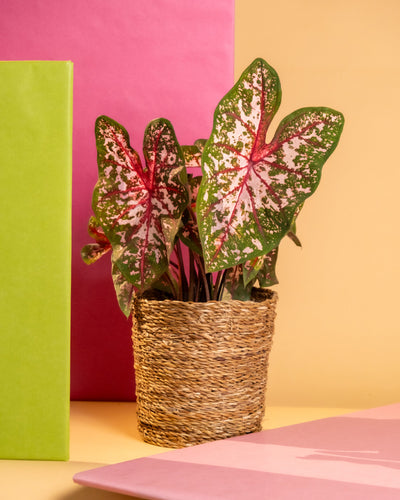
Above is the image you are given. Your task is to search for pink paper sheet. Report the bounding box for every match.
[74,404,400,499]
[0,0,234,400]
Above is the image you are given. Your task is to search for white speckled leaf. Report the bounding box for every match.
[255,247,279,287]
[93,116,188,290]
[178,175,202,254]
[197,58,344,273]
[111,261,135,317]
[81,216,112,264]
[182,145,202,168]
[242,247,278,288]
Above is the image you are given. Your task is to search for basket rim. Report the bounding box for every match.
[133,288,278,307]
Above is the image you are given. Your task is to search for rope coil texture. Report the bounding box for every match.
[132,288,278,448]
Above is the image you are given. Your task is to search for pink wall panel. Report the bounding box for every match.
[1,0,234,400]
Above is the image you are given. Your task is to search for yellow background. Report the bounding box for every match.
[235,0,400,408]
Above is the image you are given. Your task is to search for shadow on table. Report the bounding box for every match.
[237,416,400,470]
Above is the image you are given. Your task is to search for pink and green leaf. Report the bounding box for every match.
[242,247,278,288]
[93,116,188,290]
[222,266,248,301]
[178,175,202,254]
[81,216,112,264]
[254,247,279,287]
[182,145,202,169]
[197,58,344,273]
[111,261,135,317]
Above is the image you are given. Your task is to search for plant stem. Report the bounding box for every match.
[206,272,213,299]
[188,249,196,301]
[213,269,226,300]
[216,269,228,300]
[162,271,178,300]
[193,253,210,302]
[175,240,189,301]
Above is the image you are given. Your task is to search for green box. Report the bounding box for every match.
[0,61,73,460]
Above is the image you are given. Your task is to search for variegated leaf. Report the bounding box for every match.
[242,247,279,288]
[286,203,303,247]
[81,216,112,264]
[287,229,302,247]
[182,145,202,168]
[178,175,202,254]
[93,116,188,290]
[255,247,279,287]
[111,261,135,317]
[197,58,344,273]
[242,256,265,287]
[194,138,207,152]
[222,265,253,301]
[81,242,111,264]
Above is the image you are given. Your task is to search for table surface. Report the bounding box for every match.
[1,402,358,500]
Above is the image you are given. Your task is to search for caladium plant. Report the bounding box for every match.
[82,58,344,316]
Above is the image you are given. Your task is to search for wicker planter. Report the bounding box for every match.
[131,288,277,448]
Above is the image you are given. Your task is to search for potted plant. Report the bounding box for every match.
[82,58,344,448]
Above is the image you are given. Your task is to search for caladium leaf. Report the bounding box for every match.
[242,256,265,287]
[194,139,207,151]
[81,243,110,264]
[286,203,303,247]
[197,58,344,273]
[178,175,202,254]
[222,265,248,301]
[111,261,135,317]
[287,229,302,247]
[181,140,206,169]
[182,145,202,169]
[93,116,188,290]
[148,271,178,298]
[254,247,279,287]
[81,216,112,264]
[242,246,279,288]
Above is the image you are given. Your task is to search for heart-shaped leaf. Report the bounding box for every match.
[197,58,344,273]
[81,216,112,264]
[93,116,188,290]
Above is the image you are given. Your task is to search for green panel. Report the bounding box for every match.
[0,61,73,460]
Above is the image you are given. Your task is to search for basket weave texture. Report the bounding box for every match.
[132,288,278,448]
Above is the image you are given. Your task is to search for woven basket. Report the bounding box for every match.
[131,288,278,448]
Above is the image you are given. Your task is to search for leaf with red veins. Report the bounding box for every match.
[178,175,203,254]
[81,216,112,264]
[93,116,188,290]
[87,215,109,243]
[197,58,344,273]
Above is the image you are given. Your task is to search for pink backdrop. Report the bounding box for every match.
[1,0,234,400]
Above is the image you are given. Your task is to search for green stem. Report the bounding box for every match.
[213,269,227,301]
[194,253,210,302]
[188,249,196,301]
[162,271,178,300]
[175,240,188,301]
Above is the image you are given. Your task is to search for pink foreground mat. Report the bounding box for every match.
[74,404,400,499]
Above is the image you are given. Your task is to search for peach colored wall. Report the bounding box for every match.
[236,0,400,407]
